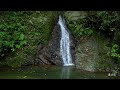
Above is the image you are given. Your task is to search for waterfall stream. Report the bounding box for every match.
[58,15,74,66]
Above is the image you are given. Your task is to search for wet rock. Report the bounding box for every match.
[35,24,62,65]
[35,15,75,66]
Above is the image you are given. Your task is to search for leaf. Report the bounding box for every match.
[111,49,116,53]
[0,32,6,36]
[20,40,27,46]
[111,53,117,57]
[19,33,24,40]
[4,41,10,47]
[9,41,14,48]
[113,44,119,48]
[16,45,21,49]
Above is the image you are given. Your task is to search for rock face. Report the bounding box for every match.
[35,24,62,65]
[64,11,87,21]
[75,35,114,72]
[35,16,75,65]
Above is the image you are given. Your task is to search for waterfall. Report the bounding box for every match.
[58,15,74,66]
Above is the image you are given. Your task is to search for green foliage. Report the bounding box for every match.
[111,44,120,58]
[67,11,120,39]
[5,51,27,68]
[0,12,27,59]
[111,43,120,72]
[0,11,57,67]
[86,11,120,37]
[0,11,57,58]
[0,46,37,68]
[97,11,120,30]
[25,11,57,46]
[68,19,94,38]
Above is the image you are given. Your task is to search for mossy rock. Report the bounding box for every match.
[75,34,114,72]
[2,46,37,68]
[64,11,87,21]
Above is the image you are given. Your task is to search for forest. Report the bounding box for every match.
[0,11,120,79]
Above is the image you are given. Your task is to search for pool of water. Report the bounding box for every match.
[0,65,119,79]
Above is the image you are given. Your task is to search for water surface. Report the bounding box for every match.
[0,65,119,79]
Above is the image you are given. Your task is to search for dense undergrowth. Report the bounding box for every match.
[0,11,58,67]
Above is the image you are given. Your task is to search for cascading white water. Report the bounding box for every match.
[58,15,74,66]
